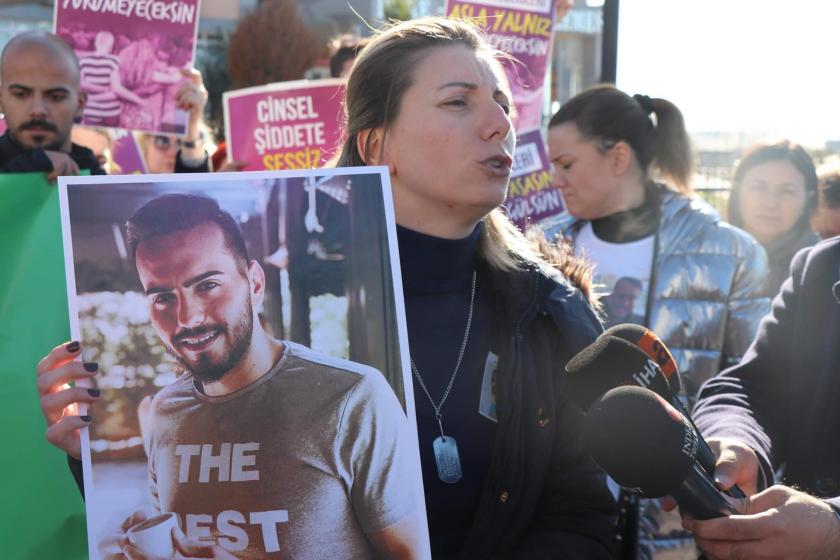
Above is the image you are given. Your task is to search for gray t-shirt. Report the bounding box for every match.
[147,341,418,559]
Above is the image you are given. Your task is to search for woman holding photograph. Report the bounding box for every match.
[37,17,616,559]
[333,17,616,558]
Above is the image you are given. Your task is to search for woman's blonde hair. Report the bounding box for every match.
[333,16,596,302]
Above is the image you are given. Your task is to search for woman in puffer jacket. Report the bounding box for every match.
[544,84,770,560]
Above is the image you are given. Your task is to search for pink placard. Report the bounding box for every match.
[506,129,564,229]
[224,80,345,172]
[111,130,147,174]
[54,0,201,135]
[446,0,556,132]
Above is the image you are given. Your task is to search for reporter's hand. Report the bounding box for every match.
[684,485,840,560]
[45,150,81,181]
[36,341,99,459]
[706,437,761,497]
[661,437,761,513]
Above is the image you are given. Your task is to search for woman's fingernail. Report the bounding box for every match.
[80,415,92,422]
[66,341,80,353]
[83,362,98,372]
[87,388,101,397]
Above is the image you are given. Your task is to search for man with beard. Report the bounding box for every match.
[0,31,104,177]
[0,30,211,178]
[42,193,425,558]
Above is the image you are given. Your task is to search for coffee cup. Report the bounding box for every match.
[126,512,179,557]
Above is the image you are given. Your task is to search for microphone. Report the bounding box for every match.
[583,386,742,520]
[565,334,673,410]
[566,329,747,500]
[603,323,681,394]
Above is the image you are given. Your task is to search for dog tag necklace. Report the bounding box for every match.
[410,270,476,484]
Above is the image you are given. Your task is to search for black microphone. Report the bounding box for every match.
[583,386,742,520]
[603,323,681,394]
[566,329,747,500]
[565,334,673,410]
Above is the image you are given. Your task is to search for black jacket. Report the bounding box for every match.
[0,131,105,174]
[694,236,840,504]
[460,262,617,559]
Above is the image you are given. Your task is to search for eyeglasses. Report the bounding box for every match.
[152,135,183,151]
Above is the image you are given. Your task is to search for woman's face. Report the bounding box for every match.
[143,134,178,174]
[378,44,515,237]
[548,122,626,220]
[71,127,111,169]
[737,159,809,243]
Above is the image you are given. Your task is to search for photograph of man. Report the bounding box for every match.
[602,276,645,327]
[88,192,425,559]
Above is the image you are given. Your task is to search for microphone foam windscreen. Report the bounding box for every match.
[604,323,681,392]
[583,385,698,497]
[565,334,672,410]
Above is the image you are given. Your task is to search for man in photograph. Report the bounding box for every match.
[112,193,423,559]
[603,276,645,327]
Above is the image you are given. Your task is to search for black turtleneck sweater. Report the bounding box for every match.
[397,224,498,558]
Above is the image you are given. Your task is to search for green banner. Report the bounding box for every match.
[0,173,87,559]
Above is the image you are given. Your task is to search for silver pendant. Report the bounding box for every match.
[433,436,463,483]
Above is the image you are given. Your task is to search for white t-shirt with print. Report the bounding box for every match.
[575,222,655,327]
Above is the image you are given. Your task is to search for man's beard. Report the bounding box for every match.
[13,119,65,151]
[167,302,254,385]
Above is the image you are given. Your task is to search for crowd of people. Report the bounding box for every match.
[2,13,839,560]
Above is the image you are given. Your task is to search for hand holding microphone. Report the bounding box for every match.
[704,437,762,497]
[583,385,744,520]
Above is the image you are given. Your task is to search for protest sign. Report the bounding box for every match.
[446,0,556,132]
[112,130,147,174]
[54,0,201,135]
[446,0,569,229]
[506,129,563,228]
[224,80,344,171]
[58,169,429,559]
[0,173,87,560]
